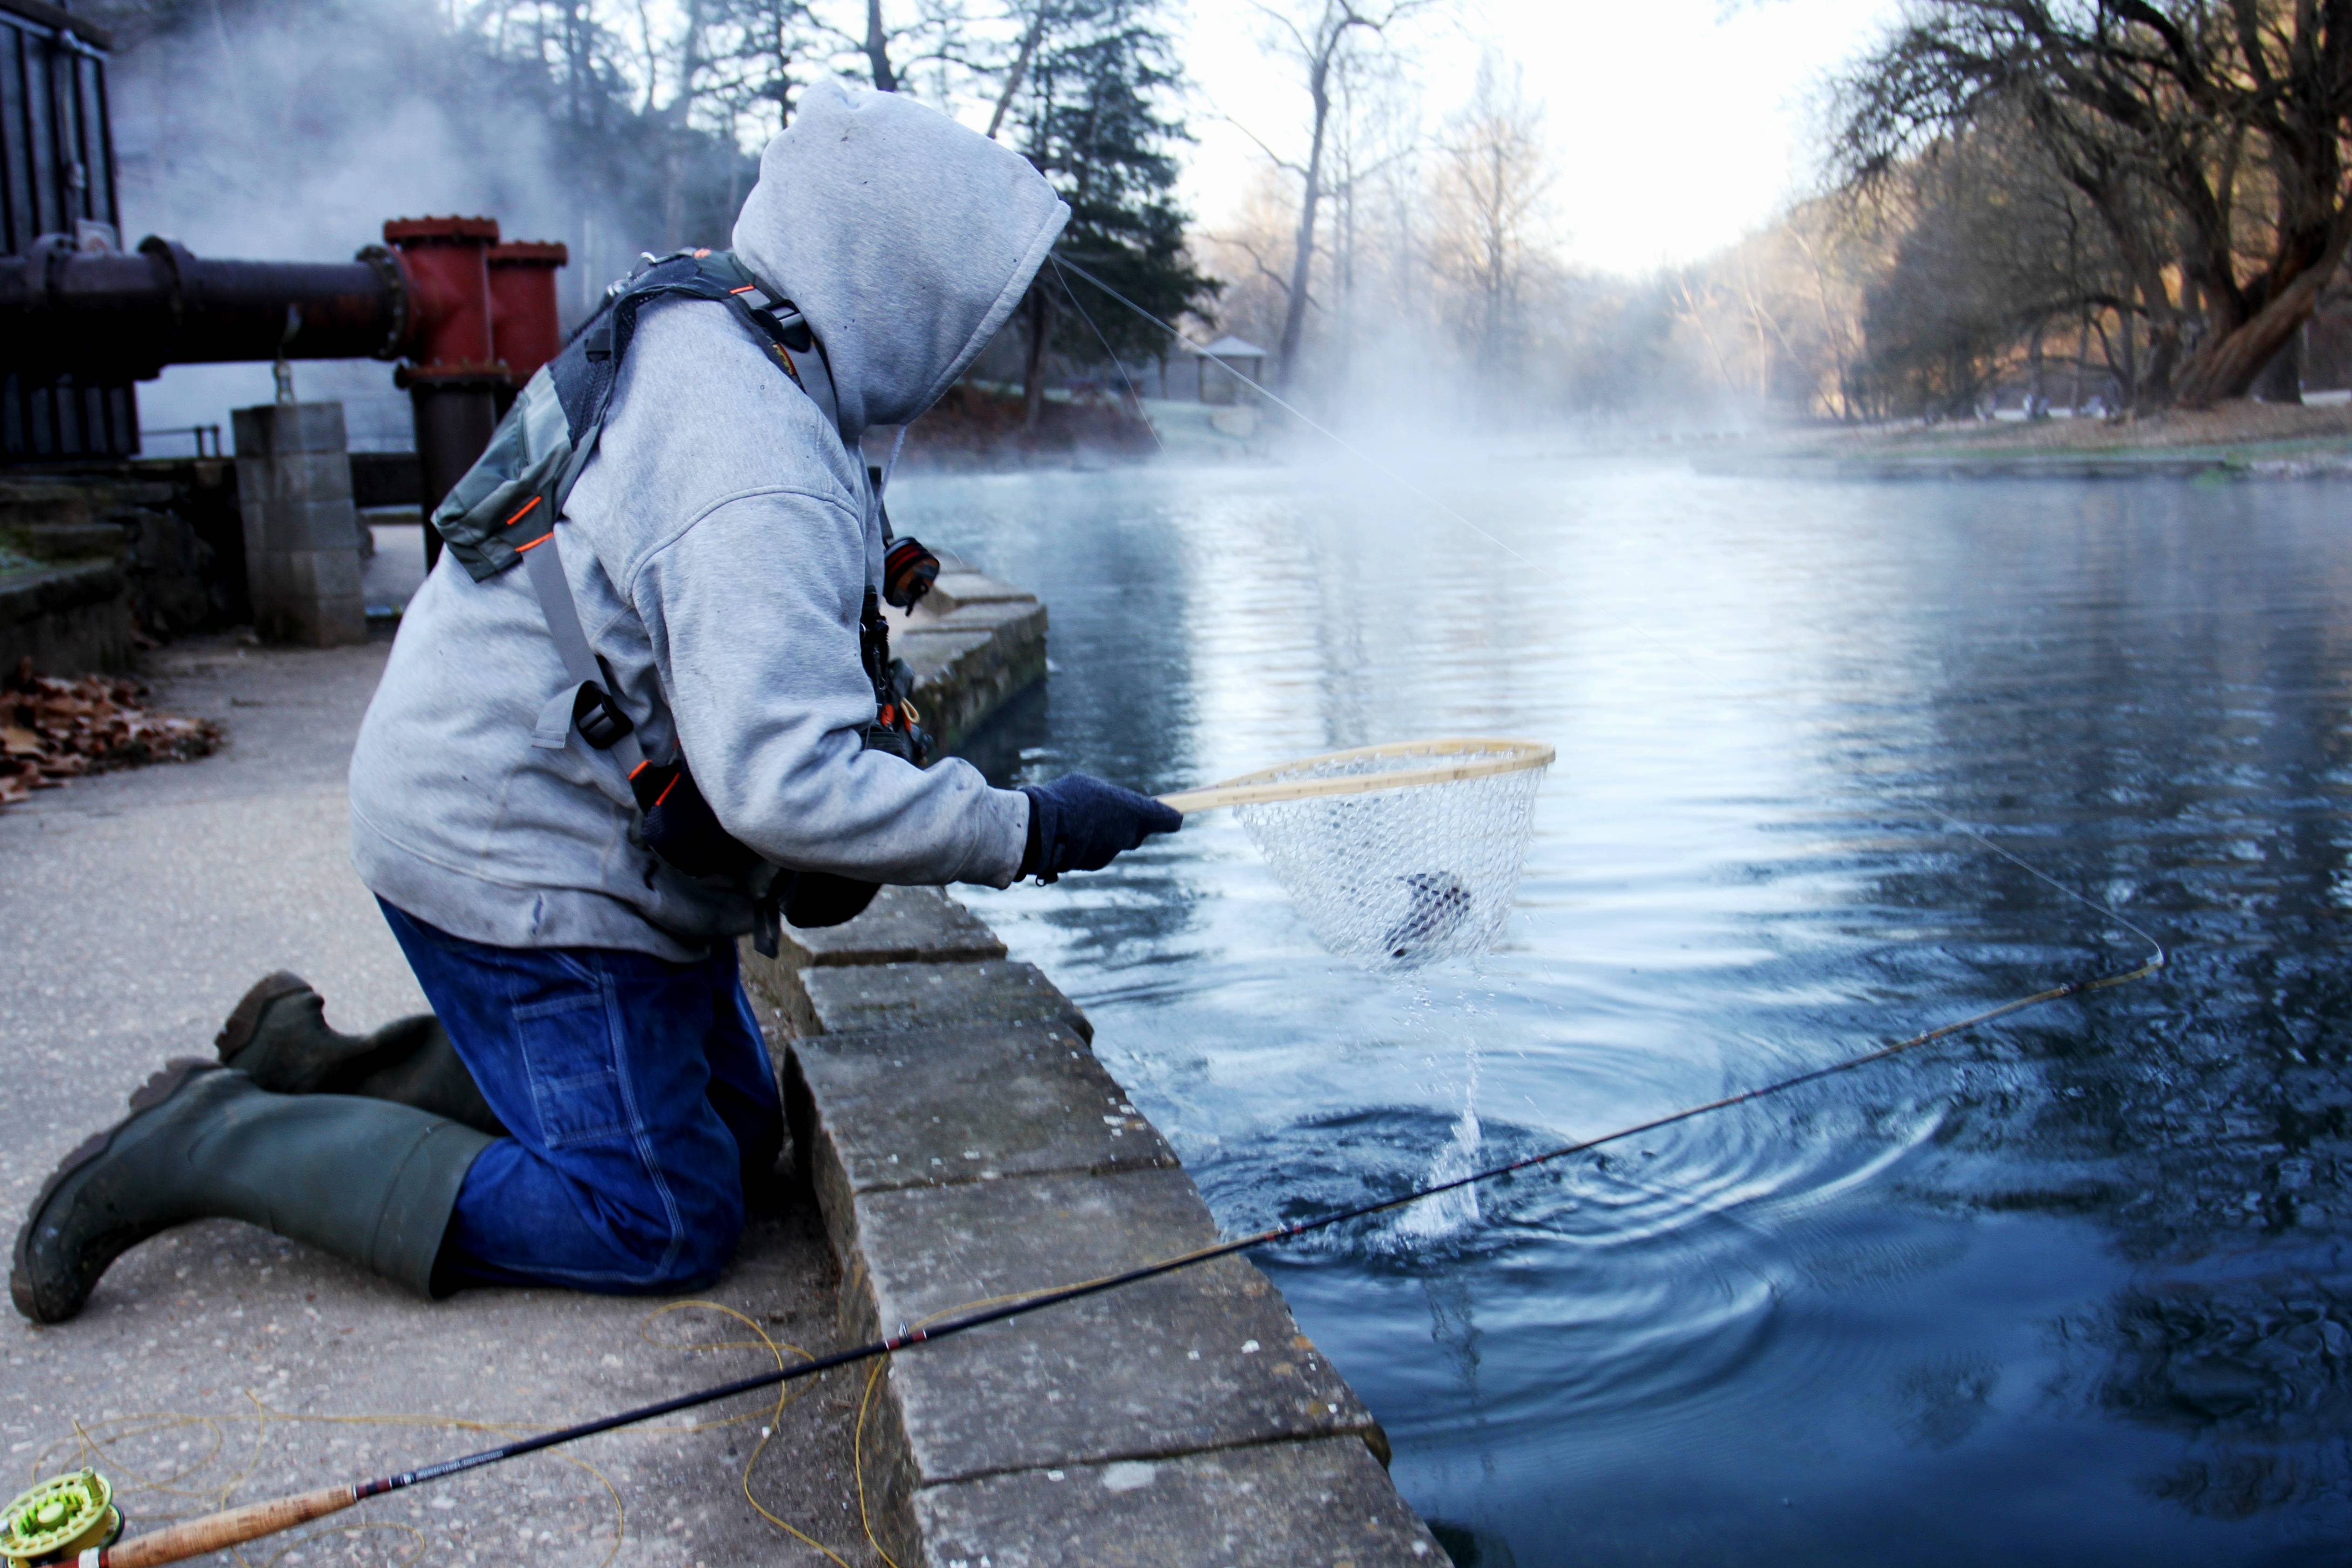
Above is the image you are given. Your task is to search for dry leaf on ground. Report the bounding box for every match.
[0,654,222,807]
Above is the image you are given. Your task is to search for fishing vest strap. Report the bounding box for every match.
[519,528,645,778]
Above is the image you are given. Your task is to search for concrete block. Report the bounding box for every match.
[248,547,365,611]
[250,545,365,604]
[893,600,1049,754]
[785,884,1007,970]
[247,548,367,647]
[922,571,1036,613]
[253,594,367,649]
[236,451,355,512]
[841,1167,1384,1487]
[913,1438,1446,1568]
[0,560,133,673]
[799,959,1091,1041]
[232,401,349,457]
[740,887,1010,1044]
[788,1021,1171,1233]
[232,404,367,646]
[241,492,360,559]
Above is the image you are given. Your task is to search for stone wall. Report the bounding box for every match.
[740,891,1445,1568]
[0,465,238,674]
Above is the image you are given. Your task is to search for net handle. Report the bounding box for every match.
[1156,738,1556,815]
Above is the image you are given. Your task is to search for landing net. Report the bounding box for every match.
[1176,739,1552,969]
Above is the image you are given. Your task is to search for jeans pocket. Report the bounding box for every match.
[513,992,632,1149]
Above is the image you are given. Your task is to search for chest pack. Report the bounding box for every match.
[425,248,940,952]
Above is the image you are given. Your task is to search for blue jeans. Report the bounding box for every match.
[379,900,783,1293]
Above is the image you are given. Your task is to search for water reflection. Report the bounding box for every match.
[892,460,2352,1564]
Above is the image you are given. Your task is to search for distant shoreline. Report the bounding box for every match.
[1703,398,2352,480]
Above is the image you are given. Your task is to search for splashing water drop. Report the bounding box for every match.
[1396,1100,1483,1243]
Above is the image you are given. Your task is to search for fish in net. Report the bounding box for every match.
[1162,740,1552,969]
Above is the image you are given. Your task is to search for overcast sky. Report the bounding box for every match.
[1173,0,1901,277]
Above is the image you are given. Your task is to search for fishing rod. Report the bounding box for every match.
[13,933,2159,1568]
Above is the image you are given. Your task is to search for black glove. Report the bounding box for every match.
[1018,774,1183,880]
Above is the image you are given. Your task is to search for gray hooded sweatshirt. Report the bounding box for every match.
[349,84,1065,959]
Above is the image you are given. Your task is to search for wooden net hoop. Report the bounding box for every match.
[1158,738,1557,815]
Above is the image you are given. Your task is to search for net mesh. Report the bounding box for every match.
[1233,744,1548,969]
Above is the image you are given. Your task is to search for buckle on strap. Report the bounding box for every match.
[572,681,634,750]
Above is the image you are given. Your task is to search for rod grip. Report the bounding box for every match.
[90,1485,359,1568]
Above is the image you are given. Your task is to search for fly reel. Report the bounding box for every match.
[0,1470,122,1567]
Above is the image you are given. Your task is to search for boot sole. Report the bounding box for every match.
[10,1058,223,1324]
[215,971,311,1065]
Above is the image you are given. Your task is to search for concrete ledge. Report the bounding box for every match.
[0,559,133,673]
[915,1437,1443,1568]
[782,883,1007,970]
[842,1168,1383,1480]
[742,885,1441,1566]
[733,564,1440,1562]
[885,571,1048,754]
[800,959,1093,1041]
[788,1020,1178,1234]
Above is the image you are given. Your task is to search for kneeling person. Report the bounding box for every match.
[12,84,1178,1323]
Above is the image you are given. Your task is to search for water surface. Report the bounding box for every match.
[892,457,2352,1566]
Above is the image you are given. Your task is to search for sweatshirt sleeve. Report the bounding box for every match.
[626,485,1030,888]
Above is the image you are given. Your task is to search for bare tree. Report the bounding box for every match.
[985,0,1051,135]
[1235,0,1440,389]
[1426,54,1549,373]
[1836,0,2352,409]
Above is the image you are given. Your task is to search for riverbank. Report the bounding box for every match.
[895,386,1273,470]
[1700,397,2352,479]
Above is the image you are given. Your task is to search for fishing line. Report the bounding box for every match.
[53,940,2160,1568]
[1048,254,1164,452]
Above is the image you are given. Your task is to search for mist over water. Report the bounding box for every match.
[894,457,2352,1566]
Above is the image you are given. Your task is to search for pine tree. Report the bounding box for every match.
[1006,0,1216,428]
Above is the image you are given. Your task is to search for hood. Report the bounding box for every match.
[732,82,1070,437]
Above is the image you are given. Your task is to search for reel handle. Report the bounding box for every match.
[83,1485,357,1568]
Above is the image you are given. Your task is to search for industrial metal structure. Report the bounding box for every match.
[2,0,129,462]
[0,0,571,654]
[0,0,568,511]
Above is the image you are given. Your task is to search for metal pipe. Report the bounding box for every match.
[487,238,568,410]
[0,236,407,378]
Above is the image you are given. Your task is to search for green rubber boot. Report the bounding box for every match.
[11,1061,494,1325]
[216,973,506,1138]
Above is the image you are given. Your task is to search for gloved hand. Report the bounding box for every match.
[1018,774,1183,881]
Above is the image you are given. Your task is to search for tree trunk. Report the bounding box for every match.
[660,140,685,250]
[2251,323,2305,404]
[2072,311,2088,412]
[864,0,898,92]
[2119,304,2137,412]
[2136,291,2183,415]
[986,4,1047,139]
[1022,285,1056,432]
[2177,261,2338,406]
[1273,67,1331,392]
